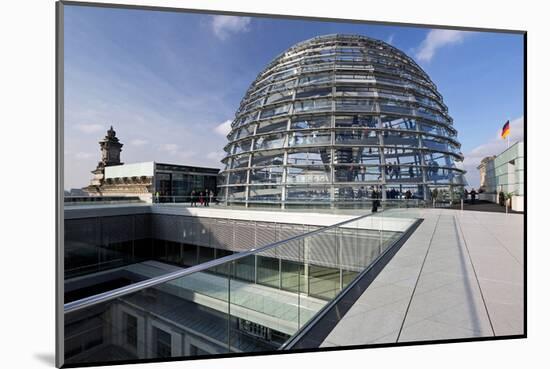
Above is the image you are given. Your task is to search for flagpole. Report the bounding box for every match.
[508,117,510,148]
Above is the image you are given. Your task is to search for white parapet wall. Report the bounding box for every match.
[512,195,524,212]
[151,206,416,233]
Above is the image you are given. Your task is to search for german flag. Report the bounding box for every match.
[501,120,510,139]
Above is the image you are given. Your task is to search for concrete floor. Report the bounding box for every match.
[321,208,524,346]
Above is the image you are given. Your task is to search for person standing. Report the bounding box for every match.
[470,188,476,204]
[190,190,196,207]
[371,186,380,213]
[204,189,210,207]
[209,190,214,206]
[199,191,204,206]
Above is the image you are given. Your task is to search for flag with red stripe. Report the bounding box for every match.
[501,120,510,139]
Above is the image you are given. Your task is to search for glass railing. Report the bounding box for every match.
[63,207,419,366]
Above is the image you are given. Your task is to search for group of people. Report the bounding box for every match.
[346,163,418,182]
[189,190,215,207]
[386,162,402,179]
[340,186,416,201]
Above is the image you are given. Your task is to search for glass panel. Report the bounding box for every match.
[293,98,331,113]
[334,165,382,183]
[334,85,377,97]
[155,172,172,199]
[385,164,422,182]
[286,166,329,184]
[228,170,248,185]
[306,230,340,300]
[295,87,332,99]
[257,255,280,288]
[233,254,255,282]
[232,139,252,155]
[250,150,285,167]
[256,119,288,134]
[335,98,376,112]
[230,154,250,169]
[335,115,377,128]
[281,259,305,293]
[259,104,290,119]
[422,136,454,153]
[241,98,263,114]
[297,73,332,86]
[153,327,171,358]
[288,130,331,146]
[248,185,282,201]
[182,244,198,267]
[269,79,296,93]
[286,186,330,202]
[265,90,293,105]
[249,167,283,184]
[236,124,256,139]
[335,72,375,82]
[381,115,417,130]
[291,116,331,130]
[287,148,328,165]
[383,131,419,147]
[227,186,247,200]
[236,112,257,127]
[333,185,377,201]
[253,134,285,150]
[335,129,378,145]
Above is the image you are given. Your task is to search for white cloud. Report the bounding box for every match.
[206,151,225,162]
[214,119,233,136]
[415,29,471,62]
[75,152,94,160]
[158,143,198,162]
[462,116,524,187]
[211,15,251,40]
[386,34,395,45]
[159,143,180,155]
[130,138,148,146]
[76,123,104,134]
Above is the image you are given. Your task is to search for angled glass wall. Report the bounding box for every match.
[219,34,465,207]
[63,208,418,366]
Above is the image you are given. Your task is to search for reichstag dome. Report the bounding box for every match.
[219,34,465,207]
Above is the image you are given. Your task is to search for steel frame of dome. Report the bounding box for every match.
[219,34,465,208]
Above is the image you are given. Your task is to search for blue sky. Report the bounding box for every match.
[64,5,524,190]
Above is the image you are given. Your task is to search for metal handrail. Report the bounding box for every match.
[64,210,378,314]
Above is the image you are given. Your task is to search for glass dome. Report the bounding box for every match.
[219,34,465,207]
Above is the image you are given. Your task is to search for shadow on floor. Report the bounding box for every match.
[34,353,55,366]
[449,200,522,214]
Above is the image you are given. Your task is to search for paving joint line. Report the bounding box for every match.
[454,214,496,336]
[396,214,441,342]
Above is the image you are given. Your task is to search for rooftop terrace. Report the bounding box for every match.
[61,203,524,366]
[321,208,523,346]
